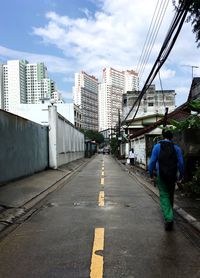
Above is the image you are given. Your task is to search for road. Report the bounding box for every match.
[0,155,199,278]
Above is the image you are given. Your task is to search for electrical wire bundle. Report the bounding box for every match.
[123,0,192,126]
[136,0,170,83]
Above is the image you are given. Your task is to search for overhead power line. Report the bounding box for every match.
[158,69,166,109]
[123,0,192,126]
[137,0,170,83]
[136,0,160,73]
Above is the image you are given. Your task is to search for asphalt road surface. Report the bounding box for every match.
[0,155,199,278]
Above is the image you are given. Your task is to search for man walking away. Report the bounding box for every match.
[148,130,184,231]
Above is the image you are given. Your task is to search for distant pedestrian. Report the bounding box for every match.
[148,130,184,231]
[129,148,135,166]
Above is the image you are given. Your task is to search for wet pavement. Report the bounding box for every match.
[0,158,89,233]
[118,159,200,233]
[0,154,199,278]
[0,156,200,235]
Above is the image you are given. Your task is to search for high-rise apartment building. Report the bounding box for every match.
[124,70,139,92]
[0,62,4,109]
[98,67,139,131]
[0,60,60,112]
[26,62,51,104]
[2,60,27,111]
[73,71,98,130]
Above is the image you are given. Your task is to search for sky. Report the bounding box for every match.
[0,0,199,106]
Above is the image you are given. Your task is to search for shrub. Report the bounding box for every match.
[183,165,200,196]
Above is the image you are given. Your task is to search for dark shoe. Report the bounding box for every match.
[165,221,174,231]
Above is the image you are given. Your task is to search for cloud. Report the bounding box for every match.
[0,45,72,74]
[33,0,164,79]
[175,86,190,106]
[32,1,200,87]
[1,0,199,106]
[62,76,75,83]
[59,90,73,102]
[160,68,176,80]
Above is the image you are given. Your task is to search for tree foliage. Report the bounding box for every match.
[173,0,200,47]
[184,165,200,196]
[170,99,200,131]
[84,129,104,145]
[188,99,200,112]
[110,138,118,156]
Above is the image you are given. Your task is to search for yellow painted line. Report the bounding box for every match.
[98,191,104,207]
[90,228,104,278]
[102,171,104,176]
[101,177,104,185]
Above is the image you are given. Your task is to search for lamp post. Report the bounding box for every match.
[117,108,122,158]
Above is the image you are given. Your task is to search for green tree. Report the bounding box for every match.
[173,0,200,47]
[84,129,104,145]
[110,138,118,156]
[184,165,200,196]
[169,99,200,131]
[188,99,200,112]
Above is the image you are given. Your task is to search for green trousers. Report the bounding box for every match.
[157,175,175,222]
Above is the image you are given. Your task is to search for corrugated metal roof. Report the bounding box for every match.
[129,105,190,139]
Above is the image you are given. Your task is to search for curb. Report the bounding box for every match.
[117,159,200,234]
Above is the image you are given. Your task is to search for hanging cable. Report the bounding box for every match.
[163,107,169,127]
[158,66,169,127]
[158,68,166,109]
[137,0,163,76]
[138,0,170,82]
[123,0,192,126]
[136,0,160,73]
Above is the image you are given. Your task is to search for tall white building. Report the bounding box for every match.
[0,60,61,112]
[98,67,139,131]
[124,70,139,93]
[0,62,4,109]
[2,60,27,112]
[26,62,50,104]
[73,71,98,130]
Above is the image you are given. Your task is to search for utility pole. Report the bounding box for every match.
[118,109,121,158]
[181,64,199,80]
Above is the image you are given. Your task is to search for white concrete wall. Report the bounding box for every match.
[48,105,84,169]
[0,106,85,183]
[130,128,162,170]
[11,103,74,126]
[131,136,146,169]
[120,142,130,158]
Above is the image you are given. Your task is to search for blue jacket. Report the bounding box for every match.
[148,139,184,180]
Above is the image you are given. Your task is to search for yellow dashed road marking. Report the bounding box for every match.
[98,191,104,207]
[101,177,104,185]
[90,228,105,278]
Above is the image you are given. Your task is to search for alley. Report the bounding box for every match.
[0,155,199,278]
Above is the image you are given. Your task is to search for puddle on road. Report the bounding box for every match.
[43,202,59,208]
[42,201,137,209]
